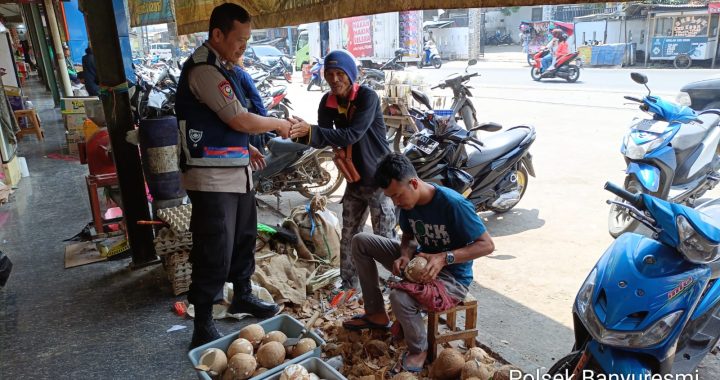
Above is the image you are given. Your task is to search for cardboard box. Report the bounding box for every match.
[1,156,21,186]
[64,113,86,132]
[61,97,99,115]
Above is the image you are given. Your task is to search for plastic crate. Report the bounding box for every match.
[188,314,326,380]
[434,109,454,121]
[264,357,347,380]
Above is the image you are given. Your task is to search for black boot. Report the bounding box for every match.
[189,303,222,350]
[227,281,280,318]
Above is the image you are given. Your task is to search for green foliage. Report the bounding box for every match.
[499,6,520,17]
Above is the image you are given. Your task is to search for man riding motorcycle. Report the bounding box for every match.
[542,32,569,77]
[540,29,563,73]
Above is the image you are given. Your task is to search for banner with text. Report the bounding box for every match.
[129,0,175,27]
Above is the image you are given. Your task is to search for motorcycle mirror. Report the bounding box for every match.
[630,72,648,85]
[468,59,478,66]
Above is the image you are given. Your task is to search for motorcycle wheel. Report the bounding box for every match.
[527,54,534,66]
[307,80,314,91]
[417,60,424,69]
[386,127,407,153]
[674,53,692,69]
[566,66,580,83]
[276,103,291,119]
[547,351,583,378]
[530,67,542,81]
[607,177,642,238]
[489,166,529,213]
[299,151,345,198]
[432,57,442,69]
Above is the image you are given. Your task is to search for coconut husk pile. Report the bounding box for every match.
[281,288,524,380]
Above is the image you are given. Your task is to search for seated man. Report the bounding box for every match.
[342,153,495,373]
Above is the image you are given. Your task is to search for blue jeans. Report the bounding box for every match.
[541,54,553,72]
[425,49,431,64]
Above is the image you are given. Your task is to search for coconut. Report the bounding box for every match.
[392,372,418,380]
[309,373,320,380]
[197,348,228,375]
[365,339,388,358]
[461,359,493,380]
[238,324,265,348]
[492,365,522,380]
[430,348,465,380]
[227,353,256,380]
[252,367,268,377]
[227,338,254,358]
[279,364,310,380]
[464,347,494,365]
[262,330,288,345]
[291,337,317,358]
[358,376,376,380]
[405,256,428,283]
[256,341,286,369]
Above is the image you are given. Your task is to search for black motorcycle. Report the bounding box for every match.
[253,137,344,199]
[404,116,536,213]
[358,48,408,90]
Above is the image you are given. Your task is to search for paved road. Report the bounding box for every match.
[258,65,720,378]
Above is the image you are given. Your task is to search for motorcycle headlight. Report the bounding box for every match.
[676,91,692,107]
[676,215,720,264]
[624,134,665,160]
[576,268,683,348]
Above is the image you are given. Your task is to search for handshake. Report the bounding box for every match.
[276,116,311,140]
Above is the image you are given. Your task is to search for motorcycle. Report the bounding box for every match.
[417,43,442,69]
[253,137,344,199]
[418,59,481,131]
[549,181,720,378]
[307,57,327,92]
[530,50,581,83]
[403,113,536,213]
[246,56,292,83]
[608,72,720,238]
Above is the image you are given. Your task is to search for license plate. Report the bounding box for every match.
[415,135,439,155]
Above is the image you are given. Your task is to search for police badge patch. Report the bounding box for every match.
[218,80,234,101]
[189,129,203,144]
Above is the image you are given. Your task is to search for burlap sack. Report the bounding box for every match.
[282,196,340,266]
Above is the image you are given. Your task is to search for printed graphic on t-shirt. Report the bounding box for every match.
[218,80,234,101]
[408,219,451,247]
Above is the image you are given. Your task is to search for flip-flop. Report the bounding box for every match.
[391,351,423,374]
[342,314,391,331]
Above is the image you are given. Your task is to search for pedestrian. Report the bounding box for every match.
[175,3,295,349]
[341,153,495,374]
[289,49,396,291]
[82,47,99,96]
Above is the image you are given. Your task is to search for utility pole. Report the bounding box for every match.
[80,0,157,268]
[44,0,73,97]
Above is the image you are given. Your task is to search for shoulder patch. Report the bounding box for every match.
[218,80,234,101]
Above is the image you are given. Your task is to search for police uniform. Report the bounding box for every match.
[176,43,261,310]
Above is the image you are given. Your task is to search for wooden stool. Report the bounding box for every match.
[427,293,478,361]
[14,109,44,141]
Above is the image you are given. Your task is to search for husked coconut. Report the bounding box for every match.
[358,376,375,380]
[405,257,428,283]
[262,330,288,345]
[392,372,417,380]
[198,348,228,375]
[227,353,256,380]
[279,364,310,380]
[227,338,254,358]
[256,341,286,369]
[493,365,522,380]
[252,367,268,377]
[238,324,265,348]
[464,347,494,365]
[461,359,493,380]
[291,337,317,358]
[365,339,388,358]
[430,348,465,380]
[309,373,320,380]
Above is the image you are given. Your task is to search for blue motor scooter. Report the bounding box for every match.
[550,182,720,377]
[608,72,720,238]
[306,57,326,92]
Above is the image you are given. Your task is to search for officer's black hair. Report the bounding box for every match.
[374,153,418,189]
[209,3,251,36]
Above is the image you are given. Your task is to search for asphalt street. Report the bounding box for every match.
[256,60,720,378]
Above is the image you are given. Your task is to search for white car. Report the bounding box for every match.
[149,43,173,60]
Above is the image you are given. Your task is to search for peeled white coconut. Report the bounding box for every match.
[197,348,228,375]
[279,364,310,380]
[405,256,428,283]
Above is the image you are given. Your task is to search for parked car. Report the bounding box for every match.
[676,76,720,111]
[244,44,292,72]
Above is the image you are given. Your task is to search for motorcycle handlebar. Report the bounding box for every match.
[624,96,643,103]
[604,182,643,209]
[432,72,479,89]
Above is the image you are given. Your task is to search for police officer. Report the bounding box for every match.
[176,3,293,349]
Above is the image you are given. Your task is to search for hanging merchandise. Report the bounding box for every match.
[128,0,175,27]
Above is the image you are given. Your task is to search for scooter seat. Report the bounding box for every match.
[266,137,308,154]
[697,112,720,129]
[466,127,530,168]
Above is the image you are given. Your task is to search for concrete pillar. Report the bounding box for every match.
[28,3,60,105]
[44,0,74,97]
[468,8,485,59]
